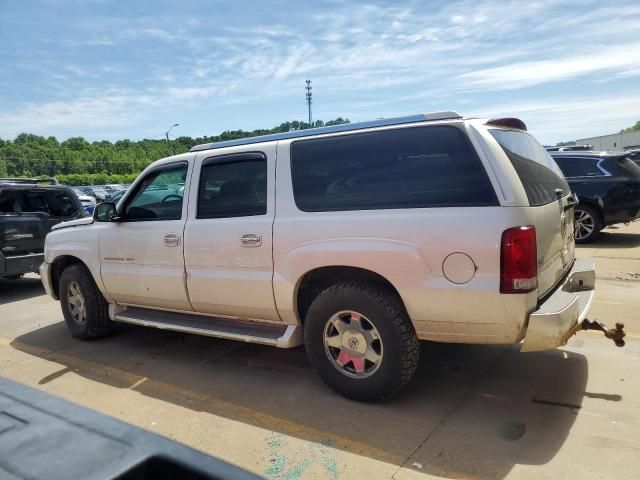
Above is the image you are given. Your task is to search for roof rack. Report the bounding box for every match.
[190,111,462,152]
[0,177,59,185]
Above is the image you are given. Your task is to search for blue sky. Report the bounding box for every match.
[1,0,639,144]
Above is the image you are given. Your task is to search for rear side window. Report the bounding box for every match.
[40,190,79,217]
[490,129,569,206]
[0,189,78,217]
[290,125,497,212]
[197,158,267,219]
[553,156,606,178]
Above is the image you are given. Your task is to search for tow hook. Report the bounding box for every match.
[579,319,626,347]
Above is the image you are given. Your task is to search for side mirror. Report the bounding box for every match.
[94,202,119,222]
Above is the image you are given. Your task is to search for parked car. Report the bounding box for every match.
[109,189,126,204]
[76,194,96,215]
[550,151,640,242]
[73,186,104,203]
[545,145,593,152]
[42,112,616,401]
[0,178,84,280]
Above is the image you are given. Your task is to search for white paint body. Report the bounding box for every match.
[41,117,593,350]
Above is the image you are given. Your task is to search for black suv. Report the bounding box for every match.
[550,152,640,242]
[0,178,84,279]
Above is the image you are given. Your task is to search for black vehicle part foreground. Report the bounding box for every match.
[0,376,259,480]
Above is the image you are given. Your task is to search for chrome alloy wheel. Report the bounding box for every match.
[575,209,596,241]
[67,281,87,325]
[323,310,383,378]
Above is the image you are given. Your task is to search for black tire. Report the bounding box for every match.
[304,281,420,402]
[59,263,113,339]
[575,204,603,244]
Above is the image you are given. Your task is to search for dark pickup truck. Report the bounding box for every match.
[0,178,84,279]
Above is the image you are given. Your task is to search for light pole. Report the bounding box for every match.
[165,123,179,154]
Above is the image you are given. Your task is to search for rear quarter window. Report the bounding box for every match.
[490,129,570,206]
[291,125,498,212]
[0,188,78,217]
[553,156,607,178]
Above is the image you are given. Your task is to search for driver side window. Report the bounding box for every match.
[124,163,187,221]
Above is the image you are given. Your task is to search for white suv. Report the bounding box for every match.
[41,111,603,401]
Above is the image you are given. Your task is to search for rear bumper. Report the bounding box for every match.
[0,253,44,277]
[521,258,595,352]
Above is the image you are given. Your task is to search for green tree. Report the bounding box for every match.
[0,117,349,185]
[620,121,640,133]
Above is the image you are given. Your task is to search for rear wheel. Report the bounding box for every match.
[574,205,602,243]
[59,264,113,339]
[304,281,420,401]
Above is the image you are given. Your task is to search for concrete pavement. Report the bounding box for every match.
[0,223,639,479]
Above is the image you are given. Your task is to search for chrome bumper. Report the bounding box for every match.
[521,258,595,352]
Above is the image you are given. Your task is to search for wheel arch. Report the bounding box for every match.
[575,200,605,228]
[50,255,91,300]
[294,266,407,325]
[576,198,604,221]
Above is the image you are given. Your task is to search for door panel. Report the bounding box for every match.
[184,146,279,321]
[99,161,192,310]
[100,220,191,310]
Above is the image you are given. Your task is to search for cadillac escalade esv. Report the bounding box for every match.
[41,112,624,401]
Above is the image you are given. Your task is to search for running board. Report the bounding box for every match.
[112,307,303,348]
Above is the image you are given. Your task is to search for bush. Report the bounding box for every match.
[56,173,140,186]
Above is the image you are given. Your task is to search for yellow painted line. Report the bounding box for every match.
[127,376,148,390]
[0,338,400,464]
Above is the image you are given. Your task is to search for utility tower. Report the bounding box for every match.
[305,79,312,126]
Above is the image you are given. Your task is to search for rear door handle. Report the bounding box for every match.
[240,233,262,247]
[163,233,181,247]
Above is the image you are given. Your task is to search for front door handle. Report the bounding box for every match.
[240,233,262,247]
[163,233,181,247]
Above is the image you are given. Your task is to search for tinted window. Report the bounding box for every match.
[490,129,570,206]
[617,156,640,178]
[553,156,605,178]
[124,164,187,221]
[291,126,497,212]
[0,189,78,217]
[197,159,267,219]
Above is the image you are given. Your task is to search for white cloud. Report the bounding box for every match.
[457,43,640,90]
[0,91,152,138]
[4,0,640,141]
[473,94,640,144]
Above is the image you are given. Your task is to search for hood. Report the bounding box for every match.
[51,216,94,231]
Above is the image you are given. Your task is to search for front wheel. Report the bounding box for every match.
[304,282,420,401]
[575,205,603,243]
[59,264,113,339]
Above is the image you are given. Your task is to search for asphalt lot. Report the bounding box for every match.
[1,223,639,479]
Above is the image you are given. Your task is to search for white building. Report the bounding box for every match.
[576,130,640,151]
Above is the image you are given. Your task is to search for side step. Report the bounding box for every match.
[112,307,303,348]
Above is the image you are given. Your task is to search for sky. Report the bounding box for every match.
[1,0,639,145]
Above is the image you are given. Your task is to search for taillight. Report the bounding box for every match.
[500,226,537,293]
